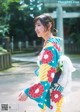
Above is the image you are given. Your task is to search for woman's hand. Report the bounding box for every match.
[18,91,28,101]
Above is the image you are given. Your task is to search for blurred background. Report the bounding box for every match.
[0,0,80,55]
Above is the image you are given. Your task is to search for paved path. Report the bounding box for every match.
[12,53,37,62]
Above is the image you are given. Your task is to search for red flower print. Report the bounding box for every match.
[53,43,60,52]
[42,50,53,63]
[50,90,62,103]
[50,105,53,109]
[47,68,56,83]
[29,83,44,98]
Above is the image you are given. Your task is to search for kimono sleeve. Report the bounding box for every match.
[24,45,60,109]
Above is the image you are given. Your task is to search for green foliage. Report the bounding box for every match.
[64,18,80,44]
[0,25,9,36]
[0,46,7,53]
[0,0,19,16]
[69,18,80,44]
[0,0,48,44]
[7,0,47,43]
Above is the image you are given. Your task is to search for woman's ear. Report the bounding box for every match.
[48,22,52,31]
[44,22,52,32]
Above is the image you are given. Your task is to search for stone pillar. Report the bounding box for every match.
[33,40,36,48]
[18,41,22,51]
[25,41,29,48]
[56,5,64,53]
[11,36,14,52]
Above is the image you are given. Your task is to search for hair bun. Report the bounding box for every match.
[53,28,58,36]
[53,28,58,33]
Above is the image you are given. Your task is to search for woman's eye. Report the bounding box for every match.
[38,25,41,26]
[37,24,40,26]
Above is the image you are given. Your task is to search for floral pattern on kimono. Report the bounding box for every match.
[24,37,64,109]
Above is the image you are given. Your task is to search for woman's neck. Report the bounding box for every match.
[43,32,54,42]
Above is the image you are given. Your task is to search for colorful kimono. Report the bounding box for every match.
[24,37,64,111]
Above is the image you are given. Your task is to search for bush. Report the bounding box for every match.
[0,46,7,54]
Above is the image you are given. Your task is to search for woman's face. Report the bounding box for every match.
[35,20,46,38]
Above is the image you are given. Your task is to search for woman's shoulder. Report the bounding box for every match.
[44,37,62,52]
[48,36,63,45]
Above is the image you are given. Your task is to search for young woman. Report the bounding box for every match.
[18,14,75,112]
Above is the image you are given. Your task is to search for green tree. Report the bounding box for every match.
[7,0,47,43]
[64,18,80,44]
[0,0,47,44]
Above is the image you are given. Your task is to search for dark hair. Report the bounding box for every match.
[34,14,57,35]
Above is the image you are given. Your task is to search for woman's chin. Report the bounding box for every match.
[37,35,41,37]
